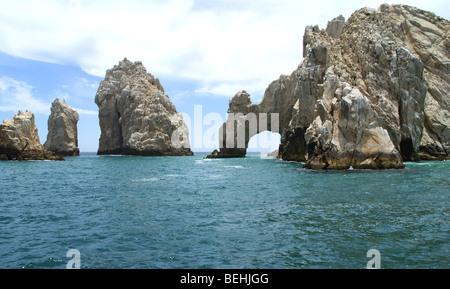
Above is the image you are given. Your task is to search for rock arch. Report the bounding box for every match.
[207,83,297,158]
[207,5,450,168]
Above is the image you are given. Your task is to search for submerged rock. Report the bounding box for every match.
[0,110,64,161]
[44,98,80,156]
[95,58,193,156]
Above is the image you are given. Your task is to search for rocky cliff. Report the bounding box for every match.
[44,98,80,156]
[95,58,193,156]
[208,4,449,169]
[294,4,449,168]
[0,110,64,161]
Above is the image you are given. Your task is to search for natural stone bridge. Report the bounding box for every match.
[206,87,297,159]
[207,5,450,169]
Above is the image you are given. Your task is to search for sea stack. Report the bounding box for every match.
[44,98,80,156]
[208,4,449,169]
[95,58,193,156]
[0,110,64,161]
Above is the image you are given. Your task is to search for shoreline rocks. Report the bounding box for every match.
[44,98,80,156]
[0,110,64,161]
[95,58,193,156]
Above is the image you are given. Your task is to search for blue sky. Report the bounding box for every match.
[0,0,448,153]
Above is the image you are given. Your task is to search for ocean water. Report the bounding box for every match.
[0,153,448,269]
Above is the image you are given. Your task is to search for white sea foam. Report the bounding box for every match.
[165,174,182,178]
[195,158,217,164]
[137,177,159,182]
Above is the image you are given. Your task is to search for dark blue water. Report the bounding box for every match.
[0,153,448,269]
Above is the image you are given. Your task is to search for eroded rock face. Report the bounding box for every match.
[44,98,80,156]
[289,4,449,168]
[208,4,449,168]
[302,87,404,169]
[95,58,193,156]
[0,110,63,161]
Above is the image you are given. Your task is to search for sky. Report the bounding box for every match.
[0,0,448,153]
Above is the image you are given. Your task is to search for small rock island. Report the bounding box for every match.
[95,58,193,156]
[44,98,80,156]
[0,110,64,161]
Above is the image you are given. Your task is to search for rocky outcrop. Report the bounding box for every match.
[0,110,64,161]
[294,4,449,168]
[44,98,80,156]
[95,58,193,156]
[207,4,449,168]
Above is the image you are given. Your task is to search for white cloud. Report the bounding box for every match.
[61,77,99,93]
[73,108,98,116]
[0,77,50,114]
[58,77,100,102]
[0,0,448,100]
[195,80,269,102]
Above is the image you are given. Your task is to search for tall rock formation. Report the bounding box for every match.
[44,98,80,156]
[208,4,449,168]
[0,110,64,161]
[95,58,193,156]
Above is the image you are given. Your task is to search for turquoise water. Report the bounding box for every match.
[0,153,448,269]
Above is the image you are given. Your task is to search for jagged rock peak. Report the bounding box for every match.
[326,15,345,39]
[104,58,164,93]
[44,98,80,156]
[95,58,193,156]
[293,4,449,167]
